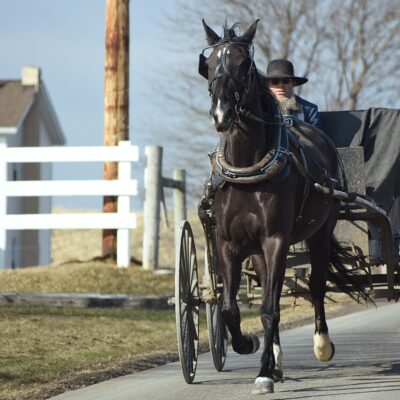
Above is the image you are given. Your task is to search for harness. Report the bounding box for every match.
[199,39,340,230]
[199,40,293,130]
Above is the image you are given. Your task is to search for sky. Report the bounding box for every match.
[3,1,398,211]
[0,0,181,209]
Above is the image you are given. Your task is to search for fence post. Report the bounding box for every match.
[173,169,186,242]
[117,141,131,268]
[143,146,162,271]
[0,139,6,269]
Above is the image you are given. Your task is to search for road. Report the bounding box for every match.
[51,302,400,400]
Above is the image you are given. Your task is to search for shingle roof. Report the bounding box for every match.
[0,80,36,128]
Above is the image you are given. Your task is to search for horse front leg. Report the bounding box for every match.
[251,254,284,383]
[253,236,287,394]
[220,241,260,355]
[307,220,336,362]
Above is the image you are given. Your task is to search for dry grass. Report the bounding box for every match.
[0,300,344,400]
[51,208,205,270]
[0,306,178,399]
[1,208,208,295]
[0,304,270,400]
[0,262,174,296]
[0,208,202,399]
[0,207,360,399]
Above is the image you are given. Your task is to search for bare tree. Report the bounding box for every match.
[153,0,331,197]
[153,0,400,202]
[324,0,400,110]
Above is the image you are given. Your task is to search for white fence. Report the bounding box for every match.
[0,140,138,268]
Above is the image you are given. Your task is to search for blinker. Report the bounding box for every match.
[198,53,208,79]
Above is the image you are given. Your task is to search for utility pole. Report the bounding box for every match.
[103,0,130,258]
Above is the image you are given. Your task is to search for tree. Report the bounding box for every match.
[325,0,400,110]
[156,0,400,200]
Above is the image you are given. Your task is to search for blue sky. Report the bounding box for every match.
[6,2,396,210]
[0,0,179,209]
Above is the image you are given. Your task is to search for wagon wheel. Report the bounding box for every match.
[175,220,200,384]
[205,228,228,371]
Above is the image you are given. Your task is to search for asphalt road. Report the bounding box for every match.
[52,302,400,400]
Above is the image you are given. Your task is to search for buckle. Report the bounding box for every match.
[282,116,293,127]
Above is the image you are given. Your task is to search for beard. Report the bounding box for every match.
[278,95,300,114]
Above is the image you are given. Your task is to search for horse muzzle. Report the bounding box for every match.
[211,107,235,132]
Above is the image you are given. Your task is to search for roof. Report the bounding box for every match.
[0,78,66,144]
[0,80,35,130]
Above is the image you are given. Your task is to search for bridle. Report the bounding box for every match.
[199,40,292,128]
[200,41,255,123]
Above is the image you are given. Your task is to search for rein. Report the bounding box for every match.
[201,39,302,184]
[200,40,292,129]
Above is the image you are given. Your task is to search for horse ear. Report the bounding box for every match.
[202,19,221,45]
[240,19,260,43]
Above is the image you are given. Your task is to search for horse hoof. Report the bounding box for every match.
[252,377,274,394]
[273,368,284,383]
[250,335,260,354]
[314,333,335,362]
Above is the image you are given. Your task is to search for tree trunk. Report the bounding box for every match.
[103,0,129,258]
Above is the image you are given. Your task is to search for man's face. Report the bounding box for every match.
[267,78,294,99]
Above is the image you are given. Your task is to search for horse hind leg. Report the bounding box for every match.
[307,222,336,362]
[220,245,260,356]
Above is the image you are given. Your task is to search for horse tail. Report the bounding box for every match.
[328,237,374,304]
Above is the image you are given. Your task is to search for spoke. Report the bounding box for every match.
[181,241,188,282]
[186,314,196,370]
[188,306,197,339]
[188,311,199,342]
[181,309,188,342]
[185,231,190,266]
[180,302,188,320]
[192,304,199,317]
[181,235,188,277]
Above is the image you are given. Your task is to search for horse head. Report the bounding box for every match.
[200,20,259,133]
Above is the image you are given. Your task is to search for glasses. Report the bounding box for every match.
[268,78,292,85]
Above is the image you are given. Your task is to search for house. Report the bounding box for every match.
[0,66,66,268]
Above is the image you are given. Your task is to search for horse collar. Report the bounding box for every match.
[210,123,291,184]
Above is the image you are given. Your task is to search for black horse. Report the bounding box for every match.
[199,20,369,394]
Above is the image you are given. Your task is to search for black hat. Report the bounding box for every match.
[265,59,308,86]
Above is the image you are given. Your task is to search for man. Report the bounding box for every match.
[264,59,324,131]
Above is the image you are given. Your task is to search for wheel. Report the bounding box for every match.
[205,228,228,371]
[206,301,227,370]
[175,220,200,384]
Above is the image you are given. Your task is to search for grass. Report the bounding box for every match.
[51,208,206,270]
[0,259,353,400]
[0,304,267,400]
[0,208,320,399]
[0,306,178,399]
[0,262,174,296]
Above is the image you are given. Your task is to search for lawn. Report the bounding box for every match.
[0,262,174,296]
[0,210,322,400]
[0,302,267,400]
[0,305,180,399]
[0,261,354,400]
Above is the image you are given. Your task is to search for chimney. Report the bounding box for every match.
[21,66,41,90]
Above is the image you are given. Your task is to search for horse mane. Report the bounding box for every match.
[222,21,241,40]
[215,21,281,133]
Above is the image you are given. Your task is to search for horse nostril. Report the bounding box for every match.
[224,109,233,123]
